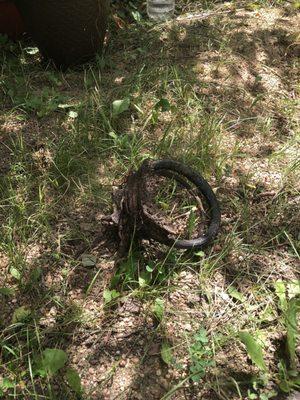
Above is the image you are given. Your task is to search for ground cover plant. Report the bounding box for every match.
[0,0,299,399]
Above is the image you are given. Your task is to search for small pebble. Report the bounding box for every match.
[133,393,143,400]
[160,378,169,390]
[119,359,126,367]
[184,323,192,331]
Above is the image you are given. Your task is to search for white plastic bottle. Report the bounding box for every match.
[147,0,175,21]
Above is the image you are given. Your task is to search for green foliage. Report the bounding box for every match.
[274,280,300,375]
[155,98,171,112]
[189,328,214,382]
[285,297,300,370]
[247,388,277,400]
[112,98,131,116]
[28,267,42,285]
[103,289,120,304]
[10,267,21,281]
[239,283,300,394]
[228,286,245,302]
[7,84,69,117]
[152,298,164,321]
[0,287,14,296]
[12,306,32,324]
[110,250,176,290]
[239,331,267,372]
[187,207,197,239]
[274,280,288,311]
[110,253,139,289]
[65,368,82,395]
[0,378,14,398]
[161,342,173,365]
[34,348,68,377]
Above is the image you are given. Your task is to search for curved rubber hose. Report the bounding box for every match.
[152,159,221,250]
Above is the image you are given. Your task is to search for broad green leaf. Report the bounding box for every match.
[39,349,67,376]
[112,98,130,116]
[10,267,21,281]
[103,289,120,304]
[194,328,209,344]
[33,360,47,378]
[285,297,300,368]
[228,286,245,302]
[152,298,164,321]
[0,287,14,296]
[81,254,97,268]
[155,98,171,112]
[65,368,82,394]
[161,342,173,365]
[239,331,267,371]
[131,10,142,22]
[274,280,287,311]
[12,306,31,324]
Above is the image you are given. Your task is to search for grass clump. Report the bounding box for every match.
[0,1,299,399]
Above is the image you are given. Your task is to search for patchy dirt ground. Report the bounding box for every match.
[0,1,299,399]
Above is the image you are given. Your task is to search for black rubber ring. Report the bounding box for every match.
[151,159,221,250]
